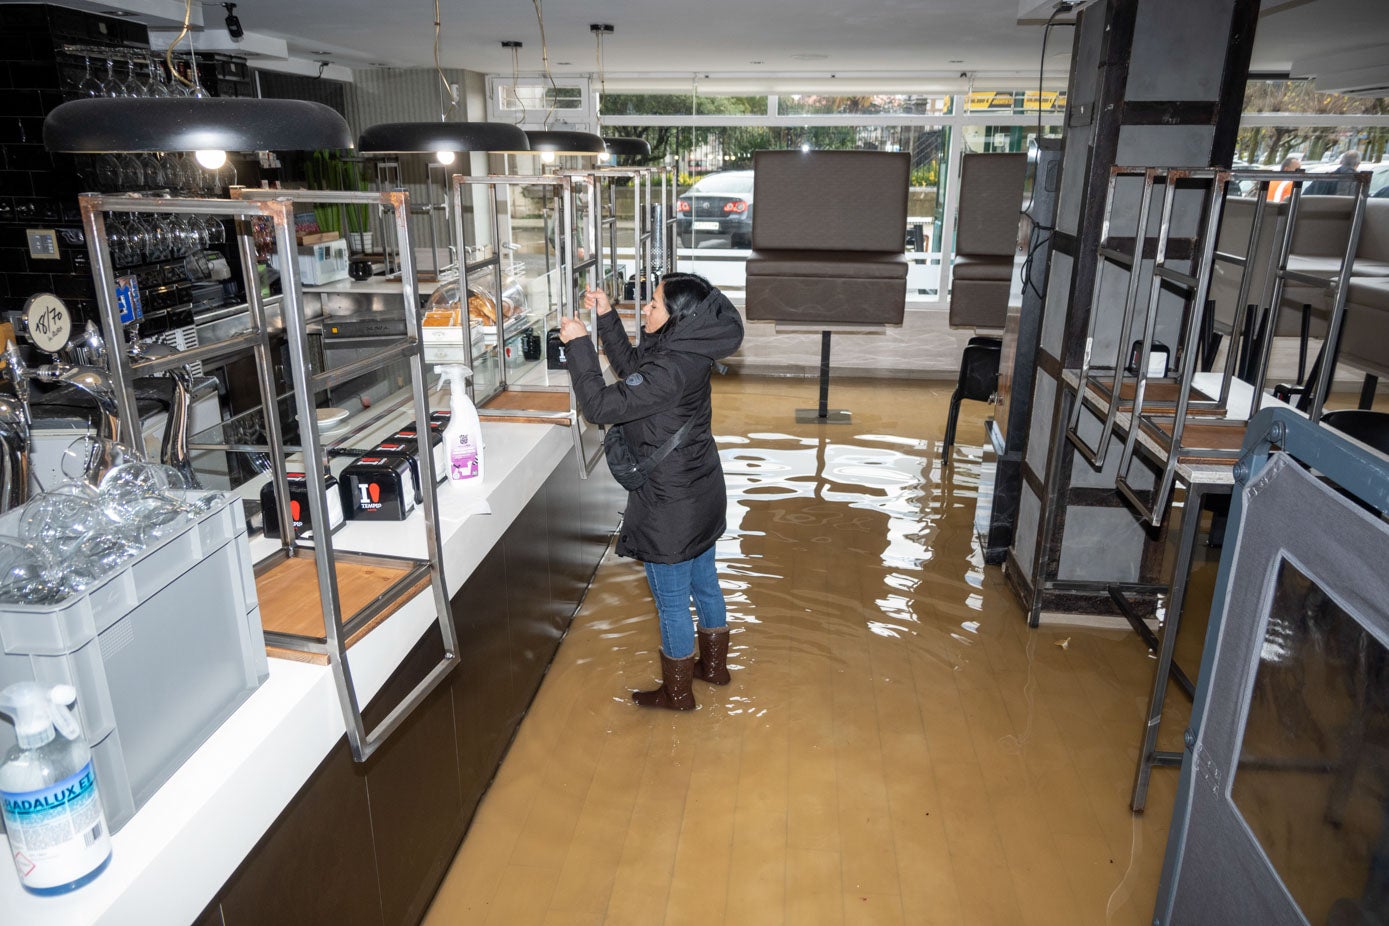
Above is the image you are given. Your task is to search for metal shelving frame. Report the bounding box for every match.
[1063,166,1369,527]
[78,187,456,763]
[450,172,604,478]
[585,165,676,338]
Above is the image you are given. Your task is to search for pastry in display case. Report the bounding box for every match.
[423,265,540,387]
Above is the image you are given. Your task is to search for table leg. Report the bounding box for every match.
[1130,481,1228,812]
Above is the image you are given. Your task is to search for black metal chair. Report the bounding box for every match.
[942,337,1002,455]
[1321,408,1389,455]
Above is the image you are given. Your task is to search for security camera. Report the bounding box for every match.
[223,3,244,40]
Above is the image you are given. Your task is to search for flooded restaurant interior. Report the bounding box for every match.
[1,0,1388,923]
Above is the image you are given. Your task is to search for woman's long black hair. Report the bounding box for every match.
[643,272,712,346]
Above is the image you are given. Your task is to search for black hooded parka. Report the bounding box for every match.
[565,290,744,564]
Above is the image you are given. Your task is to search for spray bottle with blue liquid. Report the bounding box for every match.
[0,682,112,894]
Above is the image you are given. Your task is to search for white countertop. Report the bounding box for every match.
[0,416,577,926]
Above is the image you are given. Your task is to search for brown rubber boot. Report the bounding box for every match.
[693,627,731,685]
[632,651,696,711]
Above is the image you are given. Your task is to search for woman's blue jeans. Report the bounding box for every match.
[643,545,726,659]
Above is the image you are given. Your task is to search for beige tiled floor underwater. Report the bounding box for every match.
[423,376,1193,926]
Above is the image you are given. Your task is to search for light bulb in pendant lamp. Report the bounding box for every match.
[195,149,227,170]
[435,150,456,165]
[42,98,352,155]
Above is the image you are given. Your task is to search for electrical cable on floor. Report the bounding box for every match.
[998,623,1040,753]
[1105,807,1145,922]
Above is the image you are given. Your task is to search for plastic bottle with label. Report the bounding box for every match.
[436,365,484,485]
[0,682,112,895]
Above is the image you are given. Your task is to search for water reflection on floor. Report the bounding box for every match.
[426,377,1178,926]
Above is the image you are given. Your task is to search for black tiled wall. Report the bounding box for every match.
[0,3,150,322]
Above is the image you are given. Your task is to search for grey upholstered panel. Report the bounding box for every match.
[745,250,908,280]
[951,254,1015,282]
[949,280,1011,329]
[1342,278,1389,378]
[1348,276,1389,311]
[1287,255,1389,277]
[1280,198,1389,314]
[745,274,906,325]
[1287,195,1355,259]
[1355,197,1389,265]
[954,153,1028,256]
[1208,197,1288,335]
[750,150,909,253]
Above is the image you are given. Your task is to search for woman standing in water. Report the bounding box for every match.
[559,273,744,711]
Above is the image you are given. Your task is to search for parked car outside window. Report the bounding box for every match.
[675,170,755,249]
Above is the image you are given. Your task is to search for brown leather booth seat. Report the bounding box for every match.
[948,153,1028,330]
[744,149,909,326]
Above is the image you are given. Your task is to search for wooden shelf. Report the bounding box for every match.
[479,388,573,425]
[1137,414,1247,464]
[257,550,433,664]
[1084,377,1225,415]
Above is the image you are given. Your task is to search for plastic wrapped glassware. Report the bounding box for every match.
[0,538,71,605]
[97,462,189,540]
[16,492,106,558]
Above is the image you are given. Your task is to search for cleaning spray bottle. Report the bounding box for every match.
[0,682,112,895]
[436,365,484,484]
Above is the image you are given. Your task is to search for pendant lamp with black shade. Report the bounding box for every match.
[525,130,608,157]
[43,97,353,158]
[601,136,651,159]
[358,122,532,164]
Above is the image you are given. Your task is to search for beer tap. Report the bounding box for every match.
[30,362,123,487]
[155,365,197,488]
[125,328,199,487]
[0,341,33,511]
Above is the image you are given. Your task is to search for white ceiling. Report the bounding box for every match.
[12,0,1389,88]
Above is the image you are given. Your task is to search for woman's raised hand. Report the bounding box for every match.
[583,286,612,315]
[558,316,588,344]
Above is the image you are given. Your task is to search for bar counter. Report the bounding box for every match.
[0,414,621,925]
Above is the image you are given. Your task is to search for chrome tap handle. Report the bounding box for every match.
[32,362,124,485]
[80,321,108,367]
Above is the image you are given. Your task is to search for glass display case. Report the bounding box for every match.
[449,172,606,479]
[74,186,455,763]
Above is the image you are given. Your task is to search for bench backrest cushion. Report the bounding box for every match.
[750,149,909,253]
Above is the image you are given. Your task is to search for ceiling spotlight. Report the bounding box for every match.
[223,3,243,40]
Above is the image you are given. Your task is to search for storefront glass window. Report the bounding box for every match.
[1237,79,1389,167]
[777,94,951,116]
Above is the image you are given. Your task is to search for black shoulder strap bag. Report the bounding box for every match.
[603,418,694,491]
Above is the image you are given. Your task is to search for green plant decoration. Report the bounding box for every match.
[305,150,370,238]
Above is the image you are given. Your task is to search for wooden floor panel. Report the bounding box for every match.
[423,377,1186,926]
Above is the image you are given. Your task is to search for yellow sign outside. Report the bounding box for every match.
[966,91,1067,112]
